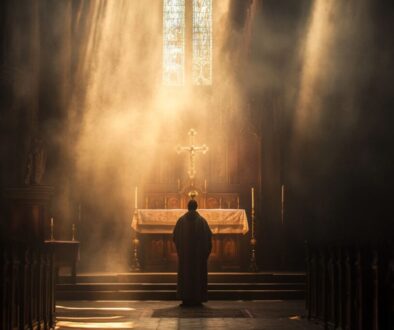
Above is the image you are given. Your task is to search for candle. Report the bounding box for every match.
[204,179,207,191]
[134,186,138,209]
[50,217,54,241]
[281,184,285,225]
[251,187,255,209]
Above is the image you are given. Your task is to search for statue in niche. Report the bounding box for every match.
[24,136,47,185]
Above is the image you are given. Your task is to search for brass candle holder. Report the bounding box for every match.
[249,193,258,272]
[130,209,141,271]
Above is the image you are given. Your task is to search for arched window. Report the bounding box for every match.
[163,0,185,86]
[163,0,212,86]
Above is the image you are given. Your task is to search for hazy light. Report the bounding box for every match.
[56,305,136,311]
[295,0,336,130]
[55,321,135,329]
[65,0,240,272]
[57,316,123,320]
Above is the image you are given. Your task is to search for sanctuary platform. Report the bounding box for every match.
[56,271,305,301]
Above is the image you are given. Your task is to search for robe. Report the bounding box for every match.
[173,210,212,304]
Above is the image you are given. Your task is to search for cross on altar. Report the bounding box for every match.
[176,129,208,179]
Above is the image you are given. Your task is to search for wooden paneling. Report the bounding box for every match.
[0,243,55,330]
[140,234,242,271]
[306,242,394,330]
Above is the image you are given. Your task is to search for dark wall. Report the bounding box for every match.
[245,0,394,269]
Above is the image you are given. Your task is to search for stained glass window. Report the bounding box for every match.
[192,0,212,85]
[163,0,185,86]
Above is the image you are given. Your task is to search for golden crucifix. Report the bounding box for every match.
[176,129,208,179]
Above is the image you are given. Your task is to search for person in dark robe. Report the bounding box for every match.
[173,199,212,307]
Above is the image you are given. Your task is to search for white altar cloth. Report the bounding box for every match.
[131,209,249,235]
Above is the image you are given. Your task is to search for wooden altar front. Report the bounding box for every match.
[131,209,249,271]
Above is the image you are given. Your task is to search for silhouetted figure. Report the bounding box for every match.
[173,199,212,307]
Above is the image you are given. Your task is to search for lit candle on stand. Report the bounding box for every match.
[134,186,138,209]
[251,187,255,209]
[50,217,54,241]
[281,184,285,225]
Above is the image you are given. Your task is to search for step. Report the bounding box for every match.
[56,289,305,301]
[56,282,305,291]
[56,272,305,301]
[58,272,305,284]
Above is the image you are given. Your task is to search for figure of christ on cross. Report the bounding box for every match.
[176,129,208,179]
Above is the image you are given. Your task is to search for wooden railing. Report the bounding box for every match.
[0,242,55,330]
[305,242,393,329]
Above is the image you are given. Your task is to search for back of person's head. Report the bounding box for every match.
[188,199,198,211]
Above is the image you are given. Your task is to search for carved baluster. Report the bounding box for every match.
[19,246,30,329]
[30,250,38,328]
[320,249,327,325]
[378,244,392,330]
[41,250,48,329]
[354,246,363,330]
[311,249,318,319]
[328,247,336,328]
[371,248,379,330]
[0,245,9,329]
[11,247,18,329]
[344,247,353,330]
[336,246,344,329]
[305,242,311,319]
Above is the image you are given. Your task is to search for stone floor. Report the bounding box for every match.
[55,300,323,329]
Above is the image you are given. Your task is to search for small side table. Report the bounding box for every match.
[45,240,80,283]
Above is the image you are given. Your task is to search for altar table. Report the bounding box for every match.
[131,209,249,271]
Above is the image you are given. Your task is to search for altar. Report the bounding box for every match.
[131,209,249,271]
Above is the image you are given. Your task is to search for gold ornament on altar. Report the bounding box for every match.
[188,189,199,200]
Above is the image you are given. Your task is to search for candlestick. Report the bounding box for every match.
[251,187,255,209]
[281,184,285,225]
[50,217,54,241]
[134,186,138,209]
[249,193,258,272]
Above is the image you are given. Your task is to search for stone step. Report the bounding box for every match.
[56,272,305,300]
[56,289,305,301]
[57,282,305,291]
[59,272,305,284]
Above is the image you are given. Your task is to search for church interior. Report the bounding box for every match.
[0,0,393,329]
